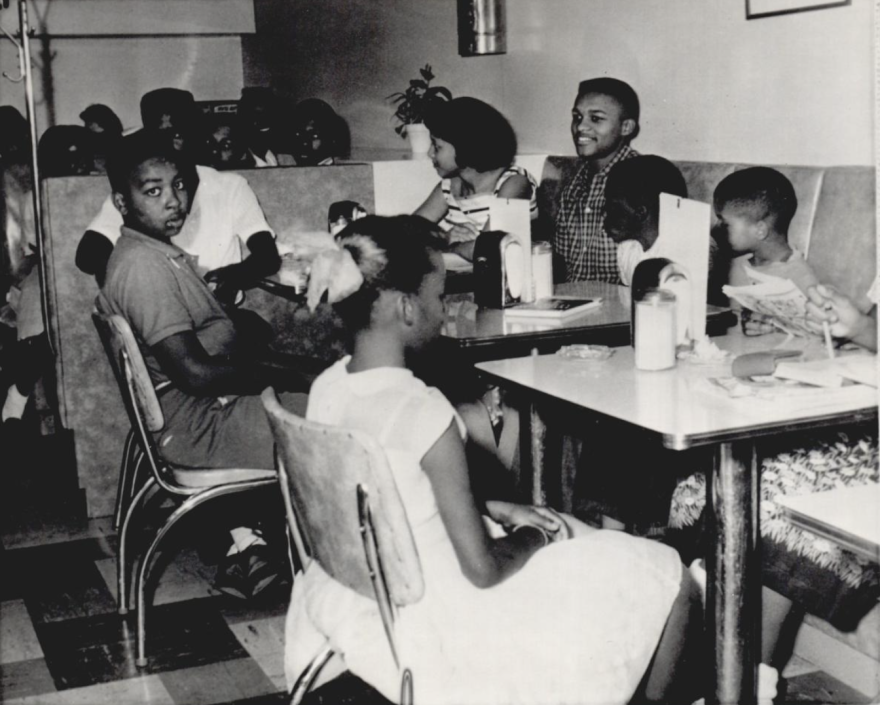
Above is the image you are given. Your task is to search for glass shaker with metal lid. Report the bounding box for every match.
[634,288,677,371]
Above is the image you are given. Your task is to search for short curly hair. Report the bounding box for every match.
[424,97,517,173]
[106,129,195,197]
[576,77,640,141]
[714,166,798,233]
[606,155,688,209]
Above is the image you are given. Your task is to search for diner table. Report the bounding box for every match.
[441,280,736,361]
[257,263,736,358]
[475,332,878,705]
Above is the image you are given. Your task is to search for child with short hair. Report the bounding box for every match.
[604,154,688,285]
[604,154,726,304]
[97,130,310,598]
[554,77,640,283]
[204,115,250,170]
[414,97,538,262]
[287,215,704,705]
[713,166,819,334]
[668,174,878,688]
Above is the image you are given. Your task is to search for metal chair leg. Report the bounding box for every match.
[129,447,147,501]
[114,429,136,531]
[400,668,413,705]
[118,476,156,616]
[134,482,270,668]
[289,646,335,705]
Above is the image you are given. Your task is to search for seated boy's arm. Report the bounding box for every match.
[76,230,114,285]
[151,330,305,396]
[204,231,279,305]
[244,231,281,276]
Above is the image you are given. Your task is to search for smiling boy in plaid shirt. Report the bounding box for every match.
[554,78,640,283]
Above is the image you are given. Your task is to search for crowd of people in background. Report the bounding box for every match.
[0,86,349,434]
[1,86,350,184]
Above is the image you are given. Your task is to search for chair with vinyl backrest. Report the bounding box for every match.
[261,387,425,705]
[91,310,277,668]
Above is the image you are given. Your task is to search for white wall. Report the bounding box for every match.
[28,0,254,35]
[0,1,250,134]
[504,0,873,166]
[251,0,873,167]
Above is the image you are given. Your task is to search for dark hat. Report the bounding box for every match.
[239,86,278,111]
[37,125,93,177]
[79,104,123,135]
[140,88,196,129]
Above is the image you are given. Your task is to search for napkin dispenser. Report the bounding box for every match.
[473,230,526,308]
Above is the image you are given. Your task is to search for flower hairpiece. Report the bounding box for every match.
[305,234,388,312]
[306,247,363,312]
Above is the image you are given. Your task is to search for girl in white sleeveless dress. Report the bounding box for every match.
[286,215,704,704]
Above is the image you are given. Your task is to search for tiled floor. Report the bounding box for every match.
[0,420,874,704]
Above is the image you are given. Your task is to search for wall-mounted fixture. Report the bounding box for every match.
[457,0,505,56]
[746,0,850,19]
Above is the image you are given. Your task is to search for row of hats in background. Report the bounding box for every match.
[0,86,351,178]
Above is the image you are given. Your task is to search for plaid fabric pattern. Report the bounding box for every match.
[553,145,638,283]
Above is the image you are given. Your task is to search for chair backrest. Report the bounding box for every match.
[261,388,424,607]
[92,310,166,456]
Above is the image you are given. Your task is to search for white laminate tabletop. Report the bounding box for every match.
[476,333,879,450]
[776,485,880,563]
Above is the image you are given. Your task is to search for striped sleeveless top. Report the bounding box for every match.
[439,165,539,243]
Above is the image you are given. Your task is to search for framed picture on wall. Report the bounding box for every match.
[746,0,850,19]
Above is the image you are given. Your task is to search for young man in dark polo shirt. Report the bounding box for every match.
[97,130,307,598]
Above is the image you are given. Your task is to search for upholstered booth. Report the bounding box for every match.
[41,158,876,519]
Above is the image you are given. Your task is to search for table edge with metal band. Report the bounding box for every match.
[776,486,880,565]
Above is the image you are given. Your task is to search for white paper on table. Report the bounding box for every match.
[653,193,711,341]
[489,197,533,302]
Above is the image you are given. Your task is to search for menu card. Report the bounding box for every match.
[653,194,711,341]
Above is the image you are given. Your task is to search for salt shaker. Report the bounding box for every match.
[531,241,553,300]
[634,289,677,371]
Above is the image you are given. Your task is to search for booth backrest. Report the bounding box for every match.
[539,157,876,310]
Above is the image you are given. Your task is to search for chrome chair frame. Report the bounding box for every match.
[262,389,421,705]
[93,311,276,668]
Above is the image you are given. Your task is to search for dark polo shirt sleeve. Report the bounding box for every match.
[100,226,237,387]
